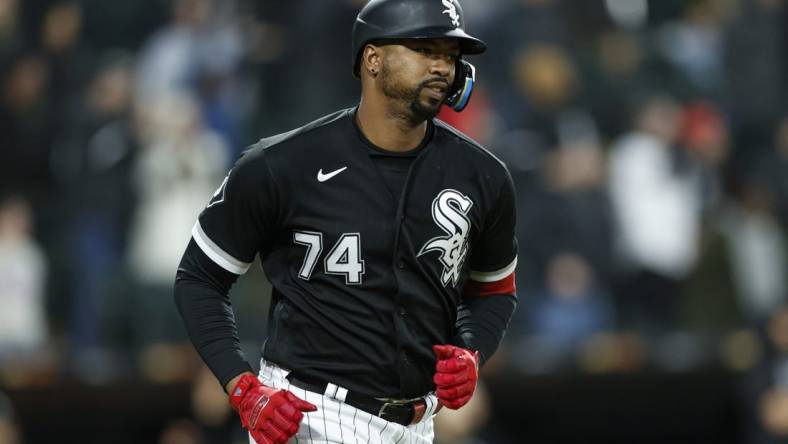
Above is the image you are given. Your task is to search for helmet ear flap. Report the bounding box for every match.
[444,59,476,112]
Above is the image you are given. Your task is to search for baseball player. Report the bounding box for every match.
[174,0,518,443]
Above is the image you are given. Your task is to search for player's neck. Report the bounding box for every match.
[356,97,428,153]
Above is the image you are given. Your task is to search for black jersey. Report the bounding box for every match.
[191,108,517,398]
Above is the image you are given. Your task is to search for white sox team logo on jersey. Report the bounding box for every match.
[207,172,230,208]
[441,0,461,28]
[418,189,474,287]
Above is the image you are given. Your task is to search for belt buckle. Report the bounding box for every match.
[377,399,407,418]
[377,398,422,425]
[377,401,393,418]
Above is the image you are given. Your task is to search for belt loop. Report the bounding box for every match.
[325,383,338,398]
[422,394,438,419]
[260,358,291,381]
[259,358,271,380]
[325,382,348,402]
[335,386,348,402]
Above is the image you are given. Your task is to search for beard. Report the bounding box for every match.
[380,63,445,122]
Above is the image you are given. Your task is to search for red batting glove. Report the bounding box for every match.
[229,374,317,444]
[432,344,480,410]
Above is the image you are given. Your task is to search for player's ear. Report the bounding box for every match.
[361,43,382,77]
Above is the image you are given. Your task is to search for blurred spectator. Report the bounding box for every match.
[510,251,617,374]
[608,95,704,332]
[508,42,579,137]
[40,1,82,54]
[134,0,212,99]
[40,1,92,127]
[670,102,739,334]
[0,392,21,444]
[528,252,615,352]
[681,113,787,332]
[502,109,613,295]
[190,0,251,154]
[579,29,650,139]
[473,0,584,139]
[135,0,248,153]
[48,53,138,352]
[656,0,735,99]
[478,0,570,119]
[511,250,615,374]
[678,101,730,209]
[724,0,786,144]
[720,172,787,324]
[265,0,360,129]
[0,195,48,355]
[0,53,54,197]
[126,91,228,347]
[677,217,740,333]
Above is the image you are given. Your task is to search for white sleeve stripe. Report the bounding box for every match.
[191,221,252,275]
[469,256,517,282]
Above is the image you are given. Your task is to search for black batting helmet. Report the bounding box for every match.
[351,0,487,78]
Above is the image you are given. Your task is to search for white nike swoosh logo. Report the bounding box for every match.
[317,167,348,182]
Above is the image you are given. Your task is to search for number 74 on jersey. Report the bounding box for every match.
[293,231,365,285]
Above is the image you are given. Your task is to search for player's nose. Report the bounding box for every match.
[428,55,452,78]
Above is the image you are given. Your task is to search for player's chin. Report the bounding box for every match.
[412,95,442,119]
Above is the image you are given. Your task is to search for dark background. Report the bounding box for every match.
[0,0,786,442]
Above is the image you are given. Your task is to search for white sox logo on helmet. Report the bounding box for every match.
[441,0,461,28]
[418,189,474,287]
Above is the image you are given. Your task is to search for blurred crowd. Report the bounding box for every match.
[0,0,786,442]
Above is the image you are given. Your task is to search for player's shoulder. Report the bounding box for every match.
[248,108,350,156]
[432,119,510,175]
[227,108,351,178]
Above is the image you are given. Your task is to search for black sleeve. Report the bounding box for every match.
[192,144,279,275]
[455,166,519,365]
[174,239,252,389]
[453,294,517,366]
[467,167,518,280]
[175,144,279,389]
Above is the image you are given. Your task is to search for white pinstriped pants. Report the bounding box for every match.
[253,359,437,444]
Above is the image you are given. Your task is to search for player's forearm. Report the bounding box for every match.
[174,240,253,388]
[453,294,517,365]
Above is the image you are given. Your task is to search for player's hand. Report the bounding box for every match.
[432,344,480,410]
[229,374,317,444]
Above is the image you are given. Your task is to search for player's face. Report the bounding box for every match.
[379,38,459,121]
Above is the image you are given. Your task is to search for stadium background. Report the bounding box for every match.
[0,0,786,442]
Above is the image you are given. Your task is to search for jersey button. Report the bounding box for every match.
[397,260,405,269]
[398,307,407,317]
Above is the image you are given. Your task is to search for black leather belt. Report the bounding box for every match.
[285,373,427,426]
